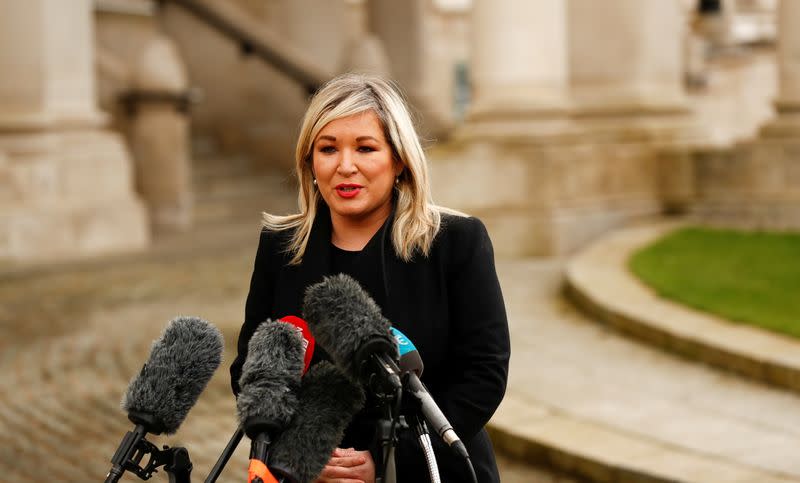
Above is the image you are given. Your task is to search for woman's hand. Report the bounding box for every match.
[314,447,375,483]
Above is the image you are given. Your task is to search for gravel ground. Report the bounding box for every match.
[0,229,574,482]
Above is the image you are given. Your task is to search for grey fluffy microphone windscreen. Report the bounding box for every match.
[121,316,223,435]
[268,361,366,483]
[302,274,398,381]
[236,319,305,438]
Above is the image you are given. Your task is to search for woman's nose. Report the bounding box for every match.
[337,149,358,175]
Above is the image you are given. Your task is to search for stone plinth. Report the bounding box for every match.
[681,141,800,230]
[0,0,149,263]
[0,131,149,261]
[684,0,800,230]
[431,126,664,257]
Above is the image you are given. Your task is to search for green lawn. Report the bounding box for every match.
[629,226,800,338]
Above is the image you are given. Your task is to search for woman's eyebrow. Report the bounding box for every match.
[318,135,336,141]
[356,136,379,142]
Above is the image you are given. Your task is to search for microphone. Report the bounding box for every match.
[207,316,315,483]
[236,319,305,483]
[303,274,401,399]
[268,361,366,483]
[391,327,423,376]
[391,327,476,483]
[106,316,223,483]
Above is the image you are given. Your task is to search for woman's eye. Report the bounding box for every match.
[357,146,376,153]
[319,146,336,154]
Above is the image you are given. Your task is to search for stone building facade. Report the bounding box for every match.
[0,0,793,262]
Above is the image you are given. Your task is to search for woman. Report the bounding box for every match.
[230,73,510,483]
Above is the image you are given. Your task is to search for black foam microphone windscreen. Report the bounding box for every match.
[303,274,398,381]
[122,316,223,435]
[268,361,366,483]
[236,319,305,439]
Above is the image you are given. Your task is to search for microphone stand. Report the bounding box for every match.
[105,424,193,483]
[373,385,402,483]
[204,426,244,483]
[362,352,404,483]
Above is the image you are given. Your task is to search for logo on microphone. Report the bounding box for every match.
[280,316,316,374]
[390,327,416,357]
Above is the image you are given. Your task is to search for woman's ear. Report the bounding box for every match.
[393,159,404,178]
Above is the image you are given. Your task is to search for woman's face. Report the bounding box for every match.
[312,110,403,227]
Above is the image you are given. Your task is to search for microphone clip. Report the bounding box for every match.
[354,338,401,403]
[106,425,193,482]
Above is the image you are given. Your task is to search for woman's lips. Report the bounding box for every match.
[335,184,363,198]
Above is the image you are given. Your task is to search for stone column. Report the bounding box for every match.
[0,0,149,262]
[0,0,104,129]
[431,0,691,257]
[469,0,569,120]
[369,0,468,135]
[761,0,800,136]
[432,0,578,257]
[568,0,688,115]
[127,34,193,233]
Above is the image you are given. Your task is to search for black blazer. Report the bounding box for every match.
[231,205,510,482]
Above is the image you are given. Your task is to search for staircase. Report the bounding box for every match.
[139,139,298,257]
[191,143,296,229]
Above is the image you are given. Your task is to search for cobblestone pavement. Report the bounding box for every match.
[0,223,574,483]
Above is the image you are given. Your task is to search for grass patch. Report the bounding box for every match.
[629,226,800,338]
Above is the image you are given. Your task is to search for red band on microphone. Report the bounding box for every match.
[279,315,315,375]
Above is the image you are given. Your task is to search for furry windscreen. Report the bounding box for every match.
[236,319,305,437]
[122,316,223,434]
[269,361,366,483]
[302,274,398,380]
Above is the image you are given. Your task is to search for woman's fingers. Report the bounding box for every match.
[327,455,366,467]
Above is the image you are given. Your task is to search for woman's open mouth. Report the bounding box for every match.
[336,184,363,198]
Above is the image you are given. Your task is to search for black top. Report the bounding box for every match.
[231,204,510,482]
[329,242,387,451]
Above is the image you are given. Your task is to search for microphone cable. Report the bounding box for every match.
[407,412,440,483]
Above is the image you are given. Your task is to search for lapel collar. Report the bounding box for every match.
[298,202,333,290]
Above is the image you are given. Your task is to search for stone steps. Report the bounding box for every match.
[488,235,800,483]
[564,221,800,394]
[190,152,296,226]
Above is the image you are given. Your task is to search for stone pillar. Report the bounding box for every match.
[126,34,193,233]
[431,0,694,257]
[469,0,568,119]
[339,0,391,76]
[568,0,688,115]
[761,0,800,136]
[432,0,581,257]
[369,0,466,135]
[0,0,103,128]
[0,0,149,262]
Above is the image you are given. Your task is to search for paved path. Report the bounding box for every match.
[0,223,570,483]
[566,222,800,393]
[4,218,798,482]
[493,253,800,482]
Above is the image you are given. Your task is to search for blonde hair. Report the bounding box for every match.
[263,73,451,264]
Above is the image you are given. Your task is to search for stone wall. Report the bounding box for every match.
[664,141,800,229]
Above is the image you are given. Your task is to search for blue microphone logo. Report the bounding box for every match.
[390,327,416,357]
